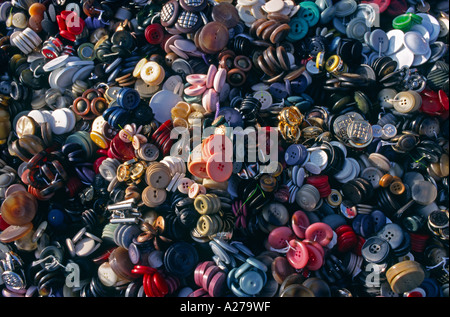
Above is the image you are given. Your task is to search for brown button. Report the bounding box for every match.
[16,116,38,138]
[154,215,166,234]
[108,246,139,280]
[271,256,296,285]
[0,222,33,243]
[284,66,305,81]
[256,20,277,39]
[257,55,277,77]
[379,174,394,187]
[261,22,281,42]
[227,68,246,86]
[266,46,282,71]
[279,284,315,297]
[279,273,306,296]
[276,46,291,71]
[211,2,240,29]
[198,22,229,54]
[389,181,405,195]
[267,13,291,23]
[270,23,291,44]
[250,18,267,38]
[263,49,281,74]
[0,191,37,226]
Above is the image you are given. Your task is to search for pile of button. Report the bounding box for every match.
[0,0,449,298]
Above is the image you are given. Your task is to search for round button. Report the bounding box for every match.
[286,239,309,269]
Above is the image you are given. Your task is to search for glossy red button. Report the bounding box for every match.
[337,231,358,253]
[420,95,443,115]
[439,90,449,110]
[145,24,165,45]
[267,226,295,250]
[304,222,334,247]
[286,239,309,269]
[291,210,310,239]
[60,30,76,42]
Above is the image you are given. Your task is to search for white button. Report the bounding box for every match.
[74,237,97,257]
[385,29,405,55]
[393,91,416,113]
[369,29,389,53]
[404,31,430,55]
[389,46,414,69]
[177,177,193,194]
[263,0,285,13]
[309,149,328,169]
[417,13,441,43]
[98,262,118,287]
[253,90,273,110]
[296,167,306,188]
[50,109,69,135]
[378,88,397,109]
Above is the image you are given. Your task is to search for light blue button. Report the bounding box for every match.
[239,270,264,295]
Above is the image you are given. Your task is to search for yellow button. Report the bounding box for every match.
[90,131,109,149]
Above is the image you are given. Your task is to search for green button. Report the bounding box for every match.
[298,1,320,27]
[287,17,309,42]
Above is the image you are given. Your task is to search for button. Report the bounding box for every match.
[304,222,334,247]
[286,239,309,269]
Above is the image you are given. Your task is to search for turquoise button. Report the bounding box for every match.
[239,270,264,295]
[298,1,320,27]
[287,17,309,41]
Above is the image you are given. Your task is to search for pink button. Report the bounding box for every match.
[304,222,334,247]
[186,74,207,86]
[184,85,207,96]
[206,64,217,89]
[205,134,233,161]
[303,239,324,258]
[202,88,218,113]
[188,160,209,179]
[267,226,295,250]
[291,210,310,239]
[206,153,233,182]
[213,67,227,93]
[286,239,309,269]
[304,242,324,271]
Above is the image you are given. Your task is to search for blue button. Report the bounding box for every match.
[217,107,244,128]
[239,270,264,295]
[284,144,308,165]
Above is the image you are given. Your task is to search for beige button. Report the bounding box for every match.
[12,12,28,29]
[98,262,118,287]
[142,186,167,207]
[145,163,172,189]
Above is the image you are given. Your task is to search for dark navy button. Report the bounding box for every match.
[164,241,198,278]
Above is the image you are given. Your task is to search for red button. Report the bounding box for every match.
[286,239,309,269]
[303,239,325,258]
[420,95,443,115]
[291,210,310,239]
[439,90,449,110]
[66,14,85,35]
[145,24,165,45]
[60,30,76,42]
[362,0,391,13]
[304,222,334,247]
[268,226,295,250]
[152,272,168,296]
[337,231,358,253]
[335,225,353,237]
[385,0,407,15]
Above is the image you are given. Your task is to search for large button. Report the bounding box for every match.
[361,236,391,264]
